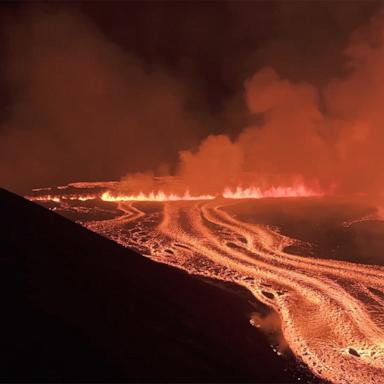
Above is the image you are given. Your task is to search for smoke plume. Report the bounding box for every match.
[171,10,384,198]
[0,8,208,192]
[1,5,384,199]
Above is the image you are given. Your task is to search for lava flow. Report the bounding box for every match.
[26,182,322,203]
[27,182,384,384]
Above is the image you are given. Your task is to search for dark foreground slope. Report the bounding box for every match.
[1,188,303,383]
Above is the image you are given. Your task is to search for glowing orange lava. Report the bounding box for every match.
[222,185,322,199]
[100,183,322,202]
[87,198,384,384]
[26,181,384,384]
[100,190,216,202]
[26,193,97,203]
[26,181,323,204]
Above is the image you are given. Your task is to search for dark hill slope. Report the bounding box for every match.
[0,188,296,382]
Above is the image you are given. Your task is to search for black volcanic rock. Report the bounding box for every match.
[0,188,298,382]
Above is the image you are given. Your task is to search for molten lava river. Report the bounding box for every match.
[27,183,384,384]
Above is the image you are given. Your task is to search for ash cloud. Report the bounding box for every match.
[0,8,208,192]
[324,11,384,196]
[173,9,384,198]
[1,3,384,198]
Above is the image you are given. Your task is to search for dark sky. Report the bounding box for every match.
[0,1,382,192]
[78,1,381,112]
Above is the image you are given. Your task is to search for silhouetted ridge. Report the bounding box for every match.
[0,188,301,382]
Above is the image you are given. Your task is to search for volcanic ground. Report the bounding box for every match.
[18,184,384,383]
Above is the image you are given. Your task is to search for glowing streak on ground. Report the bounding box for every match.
[101,184,322,202]
[223,185,322,199]
[28,182,384,383]
[100,190,216,202]
[27,194,97,203]
[79,199,384,384]
[26,182,323,203]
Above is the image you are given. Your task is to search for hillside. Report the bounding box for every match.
[0,188,301,382]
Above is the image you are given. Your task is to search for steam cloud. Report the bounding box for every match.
[0,8,207,192]
[175,10,384,197]
[1,6,384,198]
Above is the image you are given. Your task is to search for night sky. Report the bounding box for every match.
[0,1,382,192]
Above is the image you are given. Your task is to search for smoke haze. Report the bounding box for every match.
[0,7,209,191]
[173,8,384,197]
[1,2,384,198]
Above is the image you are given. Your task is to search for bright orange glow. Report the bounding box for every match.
[26,193,97,203]
[101,183,322,202]
[27,195,62,203]
[223,184,323,199]
[26,183,323,204]
[26,181,384,384]
[85,197,384,384]
[100,190,216,202]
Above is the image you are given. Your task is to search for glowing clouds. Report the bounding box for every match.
[177,135,244,195]
[173,68,331,195]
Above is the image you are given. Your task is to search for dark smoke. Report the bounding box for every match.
[174,9,384,198]
[0,3,383,198]
[0,7,209,192]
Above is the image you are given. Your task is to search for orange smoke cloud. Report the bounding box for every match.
[2,6,384,200]
[0,8,206,193]
[172,68,332,195]
[177,135,244,194]
[169,10,384,198]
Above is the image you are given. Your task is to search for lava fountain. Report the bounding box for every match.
[26,182,323,203]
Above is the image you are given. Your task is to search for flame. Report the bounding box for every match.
[223,185,322,199]
[26,194,97,203]
[25,180,384,384]
[27,195,62,203]
[101,183,322,202]
[26,183,323,204]
[100,190,216,202]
